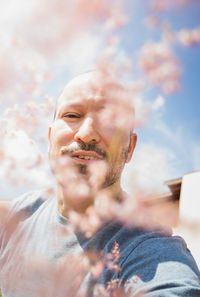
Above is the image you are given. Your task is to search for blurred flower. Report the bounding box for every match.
[139,41,181,94]
[151,0,194,12]
[106,241,121,272]
[105,1,128,31]
[177,27,200,47]
[145,15,159,28]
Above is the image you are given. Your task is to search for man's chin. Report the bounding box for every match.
[77,163,87,175]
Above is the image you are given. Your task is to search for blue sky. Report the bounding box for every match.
[122,1,200,181]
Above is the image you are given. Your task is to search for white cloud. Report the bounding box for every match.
[122,144,170,195]
[152,95,165,110]
[58,32,103,75]
[0,130,52,197]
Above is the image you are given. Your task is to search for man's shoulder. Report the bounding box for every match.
[113,226,200,295]
[96,224,200,295]
[0,192,36,236]
[3,190,53,223]
[0,190,55,243]
[99,223,173,255]
[0,201,10,229]
[115,225,199,272]
[9,190,47,212]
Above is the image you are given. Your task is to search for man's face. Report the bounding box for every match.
[48,71,136,189]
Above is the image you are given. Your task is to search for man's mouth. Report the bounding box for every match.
[71,151,104,163]
[72,155,99,160]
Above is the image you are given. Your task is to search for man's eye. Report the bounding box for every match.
[63,113,81,119]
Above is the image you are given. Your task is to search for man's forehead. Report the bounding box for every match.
[62,70,116,91]
[57,71,130,107]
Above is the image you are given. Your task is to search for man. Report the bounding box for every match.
[0,70,199,297]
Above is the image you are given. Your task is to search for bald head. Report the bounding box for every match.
[54,70,134,126]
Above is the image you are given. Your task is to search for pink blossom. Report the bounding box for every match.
[177,27,200,47]
[151,0,195,12]
[139,41,181,94]
[105,1,128,31]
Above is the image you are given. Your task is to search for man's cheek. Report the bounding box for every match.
[99,121,130,146]
[51,126,74,147]
[100,104,132,132]
[107,131,129,155]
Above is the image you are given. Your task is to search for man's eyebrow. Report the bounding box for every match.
[58,102,83,110]
[59,98,106,109]
[54,98,106,120]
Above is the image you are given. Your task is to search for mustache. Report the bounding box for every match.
[61,143,107,159]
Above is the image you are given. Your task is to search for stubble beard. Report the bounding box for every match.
[77,147,129,190]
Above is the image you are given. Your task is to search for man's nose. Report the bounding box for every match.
[74,117,100,144]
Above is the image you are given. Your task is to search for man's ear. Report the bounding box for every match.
[48,126,52,141]
[48,126,52,154]
[126,133,137,163]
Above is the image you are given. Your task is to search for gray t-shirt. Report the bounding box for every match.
[0,191,200,296]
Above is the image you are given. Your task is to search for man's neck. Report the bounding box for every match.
[57,181,122,219]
